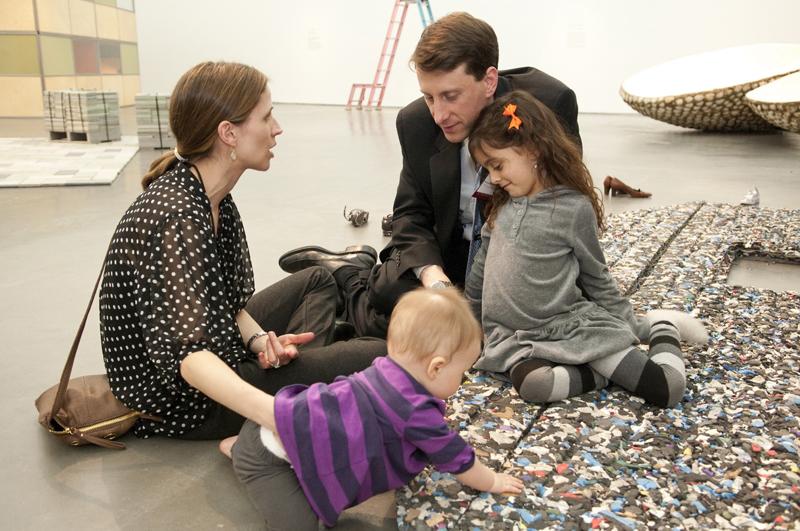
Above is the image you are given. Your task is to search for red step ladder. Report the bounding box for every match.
[346,0,432,110]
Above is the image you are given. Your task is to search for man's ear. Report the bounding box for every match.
[217,120,237,148]
[483,66,499,98]
[426,355,447,380]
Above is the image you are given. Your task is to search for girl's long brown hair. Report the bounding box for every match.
[141,62,268,189]
[468,90,604,231]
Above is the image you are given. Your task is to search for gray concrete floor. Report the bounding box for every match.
[1,105,798,530]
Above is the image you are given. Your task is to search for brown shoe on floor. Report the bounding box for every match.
[603,175,652,198]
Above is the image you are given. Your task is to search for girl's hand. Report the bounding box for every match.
[489,472,524,495]
[257,331,315,370]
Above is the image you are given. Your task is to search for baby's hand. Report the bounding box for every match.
[490,472,524,494]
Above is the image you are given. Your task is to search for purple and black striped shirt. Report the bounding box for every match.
[274,356,475,527]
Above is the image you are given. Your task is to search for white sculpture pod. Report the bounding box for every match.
[620,44,800,132]
[745,71,800,134]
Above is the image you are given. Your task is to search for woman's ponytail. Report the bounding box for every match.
[141,151,178,189]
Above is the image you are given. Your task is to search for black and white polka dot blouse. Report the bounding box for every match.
[99,162,255,437]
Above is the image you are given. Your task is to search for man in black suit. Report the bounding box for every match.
[279,12,581,338]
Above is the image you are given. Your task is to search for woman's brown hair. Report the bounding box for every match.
[141,62,268,189]
[468,91,604,231]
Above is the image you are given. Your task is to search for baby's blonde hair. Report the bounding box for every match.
[387,288,482,360]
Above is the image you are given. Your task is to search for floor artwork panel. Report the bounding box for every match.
[397,203,800,530]
[0,136,140,187]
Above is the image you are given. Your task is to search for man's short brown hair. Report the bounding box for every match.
[410,12,499,80]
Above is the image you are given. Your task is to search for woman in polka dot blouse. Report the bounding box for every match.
[100,62,386,440]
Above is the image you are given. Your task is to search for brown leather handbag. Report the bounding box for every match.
[35,264,158,449]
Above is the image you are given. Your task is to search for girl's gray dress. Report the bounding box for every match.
[464,186,650,374]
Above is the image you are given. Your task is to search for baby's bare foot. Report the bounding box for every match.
[219,435,238,459]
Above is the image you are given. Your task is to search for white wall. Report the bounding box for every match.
[136,0,800,113]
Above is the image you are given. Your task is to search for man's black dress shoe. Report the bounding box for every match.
[278,245,378,275]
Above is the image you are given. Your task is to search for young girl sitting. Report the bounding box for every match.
[225,288,523,530]
[464,91,707,409]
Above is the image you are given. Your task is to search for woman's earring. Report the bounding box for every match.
[230,150,237,161]
[533,161,539,170]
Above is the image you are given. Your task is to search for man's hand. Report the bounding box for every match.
[419,265,452,288]
[256,331,315,369]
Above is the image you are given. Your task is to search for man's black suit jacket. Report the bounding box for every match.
[367,67,581,315]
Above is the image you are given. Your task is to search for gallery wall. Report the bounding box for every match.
[102,0,800,113]
[0,0,140,117]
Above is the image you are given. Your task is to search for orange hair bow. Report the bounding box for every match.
[503,103,522,130]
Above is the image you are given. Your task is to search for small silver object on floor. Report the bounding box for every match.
[740,186,760,206]
[343,206,369,227]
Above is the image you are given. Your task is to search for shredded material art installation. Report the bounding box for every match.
[397,202,800,529]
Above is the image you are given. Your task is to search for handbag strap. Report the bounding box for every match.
[49,263,106,423]
[73,428,127,450]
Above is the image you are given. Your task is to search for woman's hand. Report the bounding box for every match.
[256,331,315,369]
